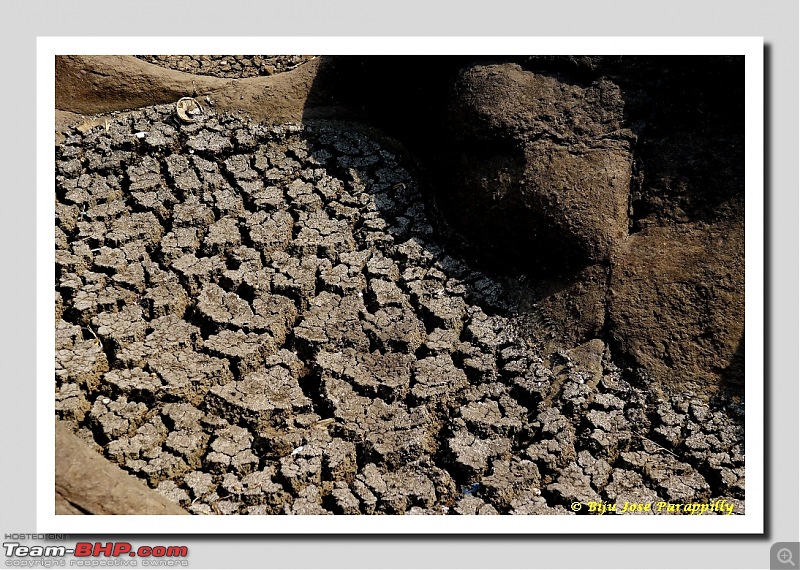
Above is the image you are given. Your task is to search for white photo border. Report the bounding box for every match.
[38,36,764,534]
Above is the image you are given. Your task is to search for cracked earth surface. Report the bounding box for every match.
[135,55,316,79]
[55,103,744,515]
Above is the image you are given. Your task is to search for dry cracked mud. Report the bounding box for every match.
[135,55,316,79]
[55,92,744,515]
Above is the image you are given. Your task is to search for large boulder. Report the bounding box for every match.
[437,63,633,272]
[608,216,744,396]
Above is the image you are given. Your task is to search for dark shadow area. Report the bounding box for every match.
[720,334,746,398]
[301,56,745,272]
[300,60,597,351]
[519,56,746,231]
[299,55,747,392]
[300,56,560,276]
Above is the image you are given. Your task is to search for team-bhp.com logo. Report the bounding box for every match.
[4,541,189,566]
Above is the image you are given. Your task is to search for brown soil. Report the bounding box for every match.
[53,55,745,516]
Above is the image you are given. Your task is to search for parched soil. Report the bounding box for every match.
[54,55,745,516]
[135,55,316,79]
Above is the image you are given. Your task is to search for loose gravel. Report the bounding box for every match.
[55,103,745,515]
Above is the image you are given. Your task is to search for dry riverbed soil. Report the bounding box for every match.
[53,55,745,516]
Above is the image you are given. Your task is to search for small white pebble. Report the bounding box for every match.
[291,446,304,456]
[102,397,111,404]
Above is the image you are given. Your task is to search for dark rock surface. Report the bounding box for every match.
[441,63,633,270]
[608,221,745,396]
